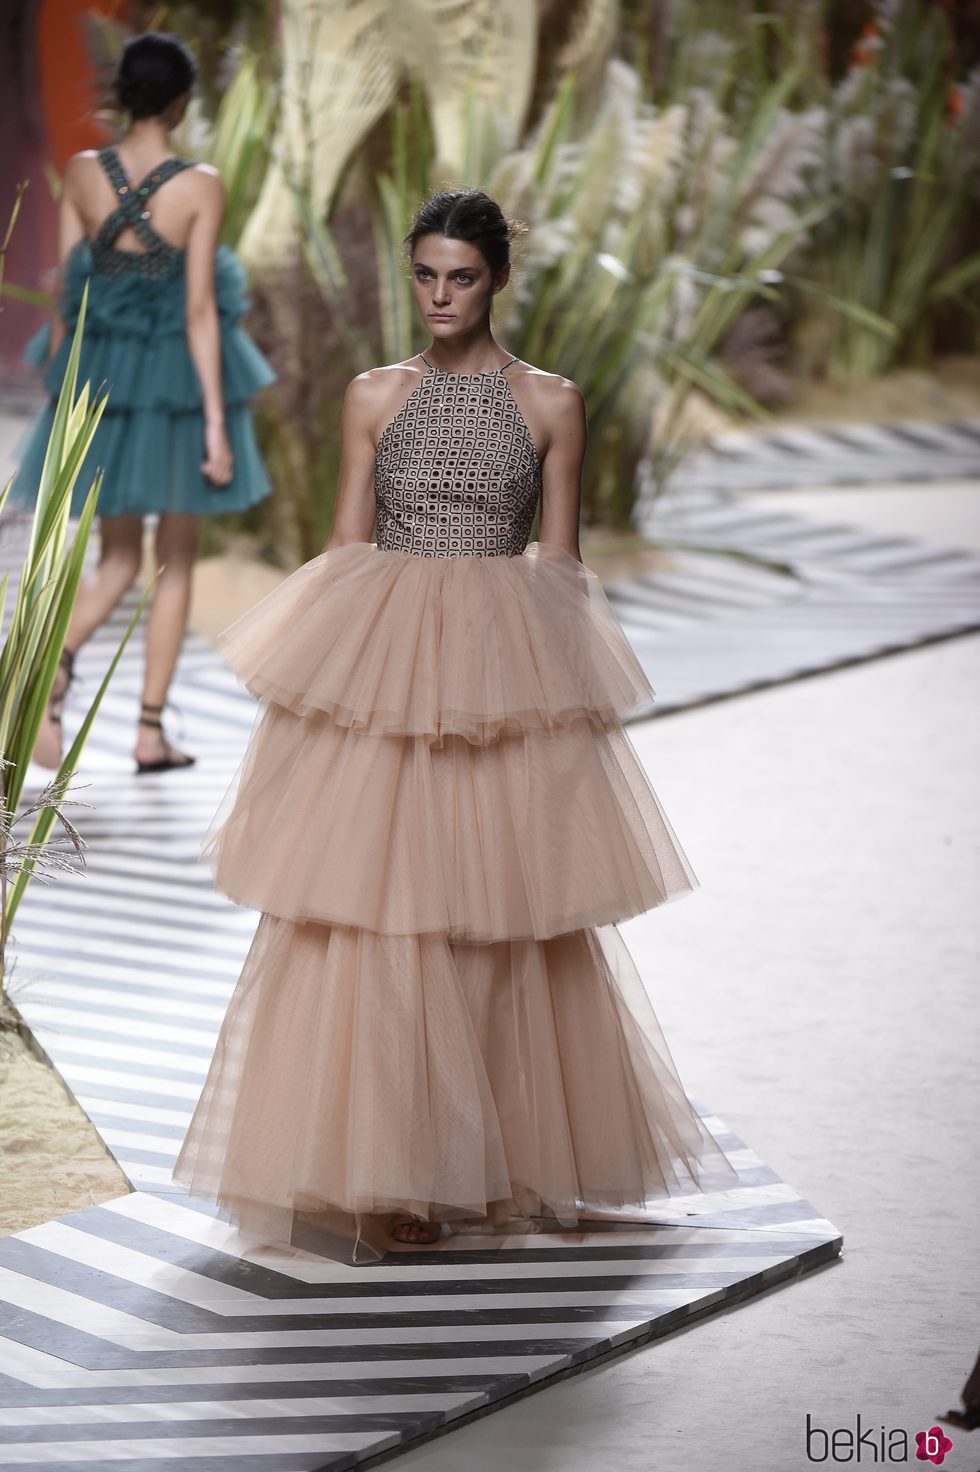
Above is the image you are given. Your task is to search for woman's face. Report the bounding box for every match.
[410,233,508,341]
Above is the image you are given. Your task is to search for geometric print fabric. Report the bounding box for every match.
[375,357,540,558]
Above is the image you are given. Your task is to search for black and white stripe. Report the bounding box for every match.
[0,1191,840,1470]
[612,481,980,713]
[657,417,980,491]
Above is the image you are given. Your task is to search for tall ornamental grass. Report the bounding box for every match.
[283,58,836,537]
[808,1,980,380]
[0,284,147,1012]
[110,5,979,561]
[188,51,835,557]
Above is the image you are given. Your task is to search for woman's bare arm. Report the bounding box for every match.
[537,377,586,562]
[322,375,381,550]
[47,157,88,360]
[184,167,232,484]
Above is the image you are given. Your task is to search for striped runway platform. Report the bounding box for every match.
[615,483,980,713]
[661,416,980,491]
[21,471,977,1464]
[0,1201,839,1470]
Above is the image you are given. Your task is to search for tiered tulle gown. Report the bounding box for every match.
[173,355,735,1261]
[11,146,274,519]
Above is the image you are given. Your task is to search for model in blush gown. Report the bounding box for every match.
[172,339,736,1262]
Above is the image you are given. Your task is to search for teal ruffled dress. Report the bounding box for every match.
[10,146,276,519]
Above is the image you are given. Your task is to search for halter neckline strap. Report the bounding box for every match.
[418,351,519,377]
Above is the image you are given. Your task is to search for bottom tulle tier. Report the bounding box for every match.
[172,914,736,1262]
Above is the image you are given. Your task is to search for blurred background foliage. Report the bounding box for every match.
[75,0,980,562]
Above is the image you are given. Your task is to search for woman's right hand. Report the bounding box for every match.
[202,417,234,487]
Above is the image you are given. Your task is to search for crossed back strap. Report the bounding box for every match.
[95,146,194,253]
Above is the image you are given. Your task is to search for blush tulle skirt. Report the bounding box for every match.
[172,540,736,1260]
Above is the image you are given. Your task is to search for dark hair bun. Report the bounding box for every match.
[116,31,197,120]
[405,190,526,276]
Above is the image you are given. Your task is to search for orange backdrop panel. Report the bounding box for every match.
[37,0,131,169]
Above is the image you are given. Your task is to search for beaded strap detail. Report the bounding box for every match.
[91,147,194,277]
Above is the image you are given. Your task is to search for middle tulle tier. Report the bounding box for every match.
[205,708,698,942]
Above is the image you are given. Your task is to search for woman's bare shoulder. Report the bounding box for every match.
[344,358,427,433]
[352,356,427,386]
[346,359,426,408]
[59,151,110,209]
[182,162,224,194]
[161,163,224,212]
[513,360,582,398]
[62,150,103,183]
[511,361,585,427]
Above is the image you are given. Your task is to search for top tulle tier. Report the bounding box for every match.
[217,539,656,744]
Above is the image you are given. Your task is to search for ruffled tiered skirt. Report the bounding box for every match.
[11,241,274,518]
[173,541,735,1260]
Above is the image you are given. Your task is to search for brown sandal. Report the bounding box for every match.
[390,1215,442,1246]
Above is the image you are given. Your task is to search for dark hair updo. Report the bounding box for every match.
[116,31,198,120]
[404,189,526,277]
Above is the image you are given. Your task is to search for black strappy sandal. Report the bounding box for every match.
[135,701,196,775]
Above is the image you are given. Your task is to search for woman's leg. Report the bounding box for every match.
[33,515,143,768]
[135,513,201,765]
[67,515,144,648]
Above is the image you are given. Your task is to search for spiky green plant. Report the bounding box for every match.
[485,63,830,519]
[173,49,277,246]
[0,284,148,1008]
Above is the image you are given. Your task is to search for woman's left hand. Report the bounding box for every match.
[203,418,234,487]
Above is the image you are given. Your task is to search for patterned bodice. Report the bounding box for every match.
[90,147,193,281]
[375,354,541,558]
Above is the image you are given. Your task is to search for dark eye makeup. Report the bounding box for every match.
[413,266,478,284]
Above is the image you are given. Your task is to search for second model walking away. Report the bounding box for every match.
[11,31,274,774]
[173,187,736,1261]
